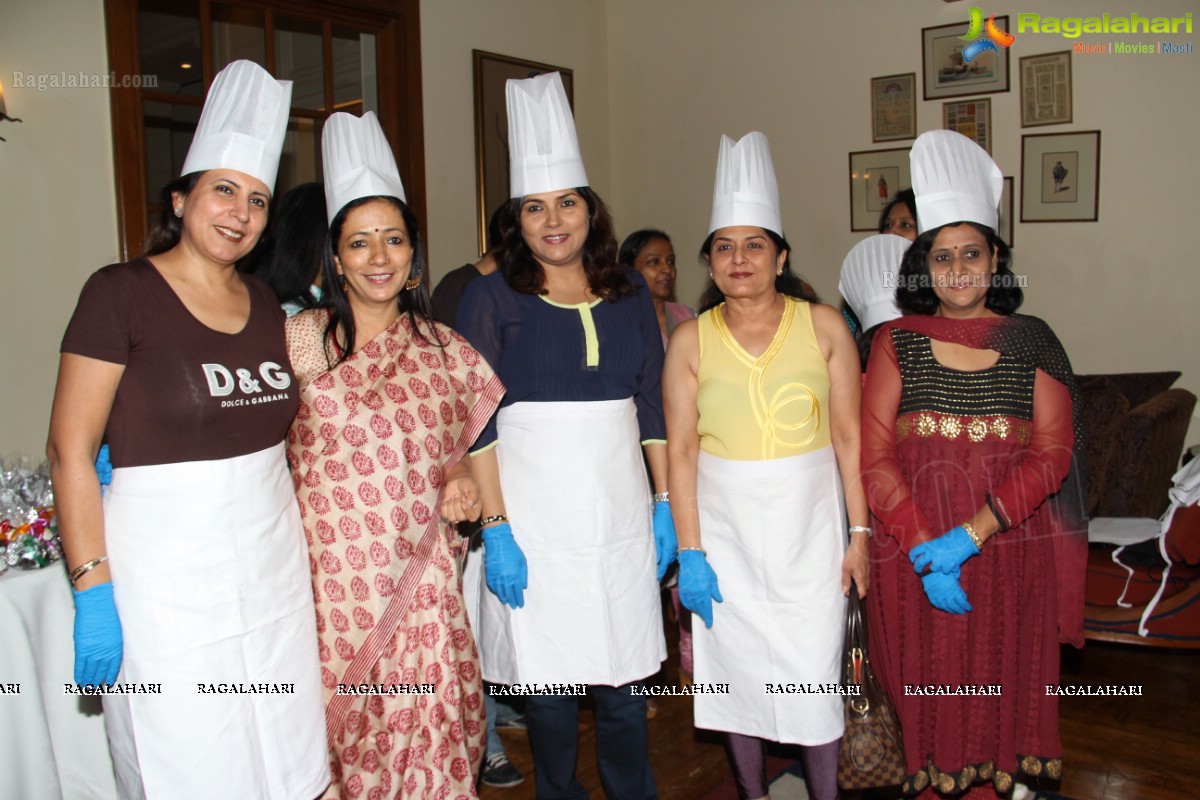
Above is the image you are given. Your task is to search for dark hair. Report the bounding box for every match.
[484,204,505,254]
[618,229,672,268]
[498,186,634,300]
[241,182,326,308]
[321,195,439,368]
[895,221,1022,316]
[144,172,204,256]
[877,188,917,235]
[697,228,820,312]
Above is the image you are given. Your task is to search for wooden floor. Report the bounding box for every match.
[479,605,1200,800]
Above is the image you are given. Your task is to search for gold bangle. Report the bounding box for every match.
[962,522,983,550]
[69,555,109,586]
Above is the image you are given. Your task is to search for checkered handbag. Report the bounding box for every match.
[837,582,907,790]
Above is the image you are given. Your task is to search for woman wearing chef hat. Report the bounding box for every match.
[456,71,669,799]
[284,109,505,799]
[861,130,1086,798]
[48,60,329,799]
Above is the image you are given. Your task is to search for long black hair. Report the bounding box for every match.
[697,228,820,312]
[497,186,635,301]
[321,195,439,369]
[895,221,1022,316]
[241,182,326,308]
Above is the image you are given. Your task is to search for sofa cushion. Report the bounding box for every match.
[1076,376,1129,516]
[1166,503,1200,566]
[1075,371,1180,409]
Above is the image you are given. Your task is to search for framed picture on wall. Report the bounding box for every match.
[472,50,574,255]
[922,17,1011,100]
[942,98,991,153]
[1020,131,1101,222]
[871,73,917,142]
[1020,51,1072,127]
[999,176,1014,247]
[848,147,911,231]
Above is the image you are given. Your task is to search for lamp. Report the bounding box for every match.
[0,80,23,142]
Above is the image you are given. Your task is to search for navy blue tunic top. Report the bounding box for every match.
[456,268,667,451]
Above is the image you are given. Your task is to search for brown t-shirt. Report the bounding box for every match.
[61,258,299,468]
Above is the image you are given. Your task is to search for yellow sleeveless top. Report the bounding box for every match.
[696,296,831,460]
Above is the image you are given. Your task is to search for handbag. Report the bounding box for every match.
[837,581,907,790]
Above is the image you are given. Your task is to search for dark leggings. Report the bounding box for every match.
[726,733,840,800]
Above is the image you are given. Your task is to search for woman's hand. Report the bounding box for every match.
[909,525,979,575]
[439,475,481,523]
[841,534,870,597]
[73,582,123,686]
[677,550,722,628]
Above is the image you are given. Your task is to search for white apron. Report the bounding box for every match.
[692,446,846,745]
[101,443,329,800]
[475,399,665,686]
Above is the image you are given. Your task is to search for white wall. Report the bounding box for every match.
[0,0,119,457]
[3,0,1197,455]
[419,0,612,273]
[603,0,1200,442]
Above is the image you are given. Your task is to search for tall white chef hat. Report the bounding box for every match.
[506,72,588,198]
[321,111,406,225]
[838,234,910,331]
[181,60,292,192]
[708,132,782,236]
[910,129,1003,234]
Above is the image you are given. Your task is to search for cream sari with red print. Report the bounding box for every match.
[285,309,503,800]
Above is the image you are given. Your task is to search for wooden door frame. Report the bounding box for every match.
[103,0,424,261]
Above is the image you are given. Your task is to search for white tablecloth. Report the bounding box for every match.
[0,564,118,800]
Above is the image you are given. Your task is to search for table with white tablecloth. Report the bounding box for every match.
[0,564,118,800]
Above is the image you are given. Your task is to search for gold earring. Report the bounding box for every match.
[404,276,421,291]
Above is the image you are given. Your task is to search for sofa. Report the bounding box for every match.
[1075,371,1196,518]
[1075,371,1199,646]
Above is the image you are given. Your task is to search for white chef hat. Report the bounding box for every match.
[838,234,909,331]
[506,72,588,198]
[910,130,1003,233]
[181,60,292,192]
[321,111,406,225]
[708,132,782,236]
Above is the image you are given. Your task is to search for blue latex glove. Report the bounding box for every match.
[652,500,678,581]
[909,525,979,575]
[920,569,972,615]
[482,523,527,609]
[677,549,722,628]
[95,444,113,496]
[72,582,123,686]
